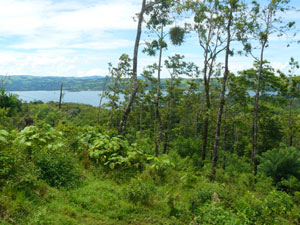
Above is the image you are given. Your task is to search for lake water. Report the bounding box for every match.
[10,90,277,107]
[10,91,113,107]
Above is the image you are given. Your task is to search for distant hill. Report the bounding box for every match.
[0,75,107,91]
[0,75,204,91]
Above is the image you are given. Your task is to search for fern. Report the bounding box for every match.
[259,146,300,183]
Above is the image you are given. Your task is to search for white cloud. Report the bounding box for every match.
[0,0,142,76]
[0,0,298,77]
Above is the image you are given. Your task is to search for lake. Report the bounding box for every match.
[10,91,116,107]
[10,90,277,107]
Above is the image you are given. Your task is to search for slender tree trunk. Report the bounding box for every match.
[252,41,266,180]
[210,8,233,182]
[288,99,293,147]
[194,111,200,139]
[201,48,210,161]
[119,0,146,134]
[222,106,228,170]
[139,102,143,138]
[155,26,164,157]
[97,76,108,124]
[59,83,63,109]
[163,100,170,154]
[109,77,118,128]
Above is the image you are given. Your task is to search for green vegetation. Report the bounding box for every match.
[1,75,107,91]
[0,94,300,224]
[1,0,300,224]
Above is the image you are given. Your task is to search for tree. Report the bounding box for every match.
[183,0,228,161]
[119,0,147,134]
[278,58,300,147]
[106,54,132,129]
[143,0,173,156]
[163,54,198,152]
[242,0,295,179]
[210,0,243,181]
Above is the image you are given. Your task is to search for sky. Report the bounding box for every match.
[0,0,299,78]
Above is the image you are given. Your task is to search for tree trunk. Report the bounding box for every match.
[155,26,164,157]
[252,41,266,180]
[201,46,210,161]
[194,112,200,139]
[222,106,228,170]
[97,76,108,124]
[119,0,146,134]
[210,8,233,182]
[139,102,143,138]
[59,83,63,109]
[288,99,293,147]
[164,99,171,154]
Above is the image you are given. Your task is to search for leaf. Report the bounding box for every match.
[0,130,9,136]
[25,142,32,147]
[0,136,7,143]
[109,163,115,169]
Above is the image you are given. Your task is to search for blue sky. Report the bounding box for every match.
[0,0,299,78]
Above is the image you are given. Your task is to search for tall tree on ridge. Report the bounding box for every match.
[210,0,243,181]
[241,0,295,180]
[119,0,147,134]
[143,0,176,156]
[183,0,228,161]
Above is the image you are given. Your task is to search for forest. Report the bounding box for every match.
[1,0,300,224]
[0,76,107,92]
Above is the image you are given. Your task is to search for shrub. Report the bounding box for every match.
[175,137,200,158]
[35,149,79,188]
[261,190,294,223]
[0,89,21,116]
[258,145,300,183]
[82,129,148,170]
[124,178,156,205]
[148,155,175,183]
[13,124,80,188]
[191,202,243,225]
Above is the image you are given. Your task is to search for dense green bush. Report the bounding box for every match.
[124,178,156,205]
[0,89,21,116]
[148,155,175,183]
[258,145,300,183]
[191,202,243,225]
[79,127,149,170]
[12,124,80,188]
[35,149,79,188]
[175,137,200,158]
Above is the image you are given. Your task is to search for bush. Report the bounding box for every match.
[148,155,175,183]
[80,128,148,170]
[124,178,156,205]
[35,149,79,188]
[175,137,200,158]
[191,202,243,225]
[0,89,21,116]
[13,124,80,188]
[258,145,300,183]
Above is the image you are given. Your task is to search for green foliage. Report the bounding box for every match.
[0,129,8,144]
[11,124,80,188]
[175,137,199,158]
[169,26,185,46]
[191,202,243,225]
[35,150,79,188]
[124,178,156,206]
[0,89,21,116]
[148,155,175,183]
[258,145,300,183]
[80,128,148,170]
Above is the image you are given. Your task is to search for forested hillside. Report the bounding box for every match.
[1,0,300,224]
[0,75,106,91]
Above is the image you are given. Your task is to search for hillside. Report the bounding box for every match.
[1,75,107,91]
